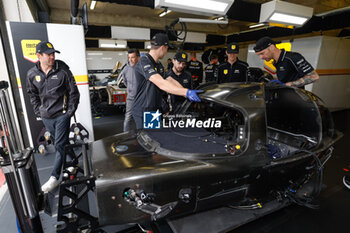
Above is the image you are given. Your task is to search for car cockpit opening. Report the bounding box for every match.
[141,100,248,157]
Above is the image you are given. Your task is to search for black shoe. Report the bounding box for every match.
[343,175,350,189]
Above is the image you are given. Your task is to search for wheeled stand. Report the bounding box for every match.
[0,81,44,232]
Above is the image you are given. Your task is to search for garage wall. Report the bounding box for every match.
[86,51,204,82]
[312,36,350,110]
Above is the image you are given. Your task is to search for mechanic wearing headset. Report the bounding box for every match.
[132,33,201,129]
[254,36,319,88]
[217,42,249,83]
[166,51,193,113]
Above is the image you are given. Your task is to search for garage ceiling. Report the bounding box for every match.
[40,0,350,43]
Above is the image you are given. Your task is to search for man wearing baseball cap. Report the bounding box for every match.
[132,33,202,129]
[26,41,80,192]
[254,36,319,87]
[217,42,249,84]
[166,51,193,113]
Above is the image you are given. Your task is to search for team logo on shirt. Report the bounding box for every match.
[234,69,240,73]
[143,110,161,129]
[223,69,228,75]
[35,75,41,82]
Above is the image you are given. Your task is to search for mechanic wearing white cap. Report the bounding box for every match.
[254,36,319,88]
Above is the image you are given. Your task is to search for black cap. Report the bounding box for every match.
[254,37,280,52]
[227,42,239,54]
[36,41,60,54]
[151,33,170,46]
[173,52,188,62]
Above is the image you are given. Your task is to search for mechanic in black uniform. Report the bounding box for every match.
[186,52,203,88]
[254,36,319,87]
[217,42,249,84]
[132,33,201,129]
[204,54,219,83]
[166,58,173,72]
[166,51,193,113]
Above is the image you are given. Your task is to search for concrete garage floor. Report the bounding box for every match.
[0,106,349,233]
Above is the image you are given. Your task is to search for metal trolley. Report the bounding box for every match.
[0,81,44,232]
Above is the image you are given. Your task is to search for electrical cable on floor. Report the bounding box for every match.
[285,150,323,209]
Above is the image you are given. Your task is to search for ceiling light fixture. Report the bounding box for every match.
[178,17,228,24]
[99,39,127,49]
[90,0,97,10]
[249,23,266,28]
[144,41,151,49]
[87,52,103,56]
[155,0,235,16]
[259,0,313,26]
[269,13,308,25]
[215,16,225,21]
[159,9,172,17]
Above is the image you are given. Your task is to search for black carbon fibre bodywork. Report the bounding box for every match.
[89,83,342,227]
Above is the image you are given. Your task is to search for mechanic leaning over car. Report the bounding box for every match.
[186,52,203,88]
[204,54,219,83]
[132,33,202,129]
[254,36,319,88]
[166,51,193,113]
[217,42,249,84]
[26,41,80,193]
[120,48,140,132]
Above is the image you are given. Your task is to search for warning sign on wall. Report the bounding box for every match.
[21,39,41,63]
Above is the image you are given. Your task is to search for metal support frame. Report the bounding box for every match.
[57,143,100,233]
[0,82,43,232]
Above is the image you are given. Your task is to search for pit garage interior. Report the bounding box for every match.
[0,0,350,232]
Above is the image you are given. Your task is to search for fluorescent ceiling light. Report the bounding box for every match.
[100,44,127,48]
[215,16,225,21]
[144,41,151,49]
[87,52,103,56]
[164,0,228,12]
[159,10,172,17]
[90,0,96,10]
[178,17,228,24]
[99,39,127,49]
[259,0,313,27]
[249,23,266,28]
[269,12,308,25]
[155,0,234,16]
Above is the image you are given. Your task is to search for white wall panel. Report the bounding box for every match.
[47,24,94,141]
[112,26,150,40]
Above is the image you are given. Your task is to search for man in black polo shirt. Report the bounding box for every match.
[204,54,219,83]
[166,51,193,113]
[254,36,319,87]
[186,52,203,88]
[217,42,249,84]
[132,33,201,129]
